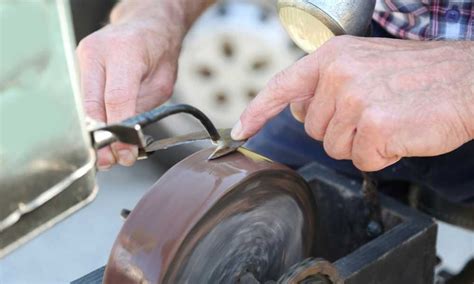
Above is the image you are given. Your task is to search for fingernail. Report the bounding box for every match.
[231,120,243,140]
[117,149,135,166]
[290,103,305,123]
[98,151,114,171]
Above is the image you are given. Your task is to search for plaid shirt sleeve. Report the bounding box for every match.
[373,0,474,40]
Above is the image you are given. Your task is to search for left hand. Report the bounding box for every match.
[231,36,474,171]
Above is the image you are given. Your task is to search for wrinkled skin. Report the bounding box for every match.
[232,36,474,171]
[77,0,474,172]
[78,23,179,169]
[76,0,213,169]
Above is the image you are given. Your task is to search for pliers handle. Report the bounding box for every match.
[89,104,221,159]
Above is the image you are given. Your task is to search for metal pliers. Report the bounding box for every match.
[88,104,245,160]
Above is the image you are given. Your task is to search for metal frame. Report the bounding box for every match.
[73,158,437,284]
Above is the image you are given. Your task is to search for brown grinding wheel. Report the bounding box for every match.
[104,148,317,284]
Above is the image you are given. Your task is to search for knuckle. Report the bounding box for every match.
[154,72,177,98]
[304,119,322,140]
[83,99,105,120]
[334,54,357,73]
[323,141,343,160]
[324,60,349,82]
[148,81,174,103]
[353,156,385,172]
[159,82,174,98]
[83,98,105,110]
[77,34,101,58]
[320,45,360,81]
[339,92,365,111]
[352,149,377,171]
[385,139,406,158]
[111,33,138,48]
[323,129,351,160]
[78,29,144,62]
[104,88,134,109]
[352,158,372,171]
[359,109,387,134]
[106,29,147,54]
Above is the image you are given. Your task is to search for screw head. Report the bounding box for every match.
[367,220,383,238]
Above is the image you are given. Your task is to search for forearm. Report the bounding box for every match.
[110,0,215,39]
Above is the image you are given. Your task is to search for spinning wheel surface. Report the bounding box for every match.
[104,148,316,284]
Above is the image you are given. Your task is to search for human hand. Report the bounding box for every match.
[77,2,188,170]
[232,36,474,171]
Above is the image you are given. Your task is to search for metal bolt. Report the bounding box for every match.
[367,220,383,238]
[120,209,131,220]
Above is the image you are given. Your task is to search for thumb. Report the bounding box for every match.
[231,53,320,140]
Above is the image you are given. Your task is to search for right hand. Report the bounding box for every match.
[77,17,182,170]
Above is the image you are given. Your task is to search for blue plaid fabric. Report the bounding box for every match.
[374,0,474,40]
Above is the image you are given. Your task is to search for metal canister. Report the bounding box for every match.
[0,0,97,257]
[277,0,376,52]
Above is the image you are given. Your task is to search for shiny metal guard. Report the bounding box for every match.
[104,148,316,283]
[278,0,376,36]
[0,0,97,257]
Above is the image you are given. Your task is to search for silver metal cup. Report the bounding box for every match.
[278,0,376,52]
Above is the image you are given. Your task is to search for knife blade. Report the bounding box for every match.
[145,128,246,160]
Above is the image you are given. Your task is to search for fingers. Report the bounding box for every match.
[351,109,401,171]
[322,93,365,160]
[104,61,143,166]
[76,23,181,169]
[231,54,320,140]
[303,92,336,141]
[322,111,357,161]
[78,43,116,171]
[303,89,400,171]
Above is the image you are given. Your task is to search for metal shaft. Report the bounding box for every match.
[361,172,384,238]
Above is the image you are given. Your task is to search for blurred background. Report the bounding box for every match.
[0,0,304,283]
[0,0,472,283]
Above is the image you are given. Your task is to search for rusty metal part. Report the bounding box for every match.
[277,258,342,284]
[104,148,316,284]
[360,172,384,238]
